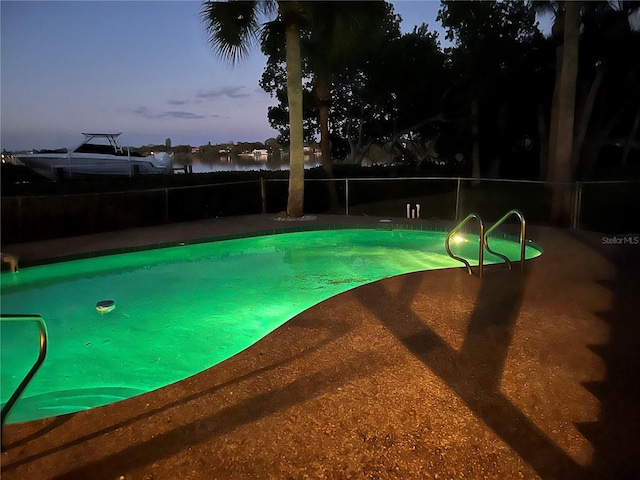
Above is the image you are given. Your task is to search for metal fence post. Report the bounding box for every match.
[455,177,461,221]
[260,177,267,214]
[345,178,349,216]
[571,181,582,230]
[18,197,24,243]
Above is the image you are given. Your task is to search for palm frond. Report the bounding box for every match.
[255,0,277,19]
[201,1,262,64]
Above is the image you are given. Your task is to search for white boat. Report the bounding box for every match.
[16,132,173,179]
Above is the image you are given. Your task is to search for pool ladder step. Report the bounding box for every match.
[445,209,527,279]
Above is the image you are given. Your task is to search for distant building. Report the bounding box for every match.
[252,149,269,161]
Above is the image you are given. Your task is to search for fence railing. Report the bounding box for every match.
[2,177,639,244]
[263,177,639,233]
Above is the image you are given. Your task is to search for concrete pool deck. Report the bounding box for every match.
[1,215,639,479]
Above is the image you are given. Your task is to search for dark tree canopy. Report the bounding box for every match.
[256,0,640,181]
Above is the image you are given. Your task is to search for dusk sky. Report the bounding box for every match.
[1,1,548,152]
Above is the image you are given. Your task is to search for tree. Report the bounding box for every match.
[537,1,640,220]
[439,1,543,180]
[261,10,455,168]
[304,2,388,169]
[202,0,306,217]
[573,1,640,178]
[260,1,391,211]
[545,1,580,222]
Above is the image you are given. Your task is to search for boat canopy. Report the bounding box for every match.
[77,132,124,154]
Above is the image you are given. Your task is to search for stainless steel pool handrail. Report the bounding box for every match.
[1,314,49,427]
[484,209,527,274]
[445,213,485,278]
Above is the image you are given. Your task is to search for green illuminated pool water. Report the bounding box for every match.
[1,228,541,423]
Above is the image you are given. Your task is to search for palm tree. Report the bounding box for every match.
[202,0,306,217]
[304,1,388,210]
[549,2,580,223]
[533,1,580,222]
[258,2,389,212]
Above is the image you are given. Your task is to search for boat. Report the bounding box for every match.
[15,132,173,179]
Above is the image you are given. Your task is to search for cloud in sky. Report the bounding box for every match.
[132,107,213,121]
[167,85,254,108]
[197,86,251,100]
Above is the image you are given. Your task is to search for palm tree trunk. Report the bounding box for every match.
[315,76,340,212]
[550,1,579,224]
[283,5,305,217]
[546,6,564,181]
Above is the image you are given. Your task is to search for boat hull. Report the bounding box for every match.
[16,152,173,179]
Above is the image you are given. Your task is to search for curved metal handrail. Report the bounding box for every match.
[1,314,48,427]
[484,209,526,273]
[445,213,485,278]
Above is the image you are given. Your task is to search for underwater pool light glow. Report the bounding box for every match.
[451,234,466,244]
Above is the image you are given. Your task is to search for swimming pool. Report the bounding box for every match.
[1,227,542,423]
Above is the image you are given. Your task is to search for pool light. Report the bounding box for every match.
[452,234,465,244]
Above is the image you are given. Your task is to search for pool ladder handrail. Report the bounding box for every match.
[1,314,49,428]
[446,210,528,278]
[445,213,485,278]
[484,209,527,274]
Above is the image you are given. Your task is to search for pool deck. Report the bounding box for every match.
[2,215,639,480]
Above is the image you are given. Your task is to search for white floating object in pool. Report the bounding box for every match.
[96,300,116,314]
